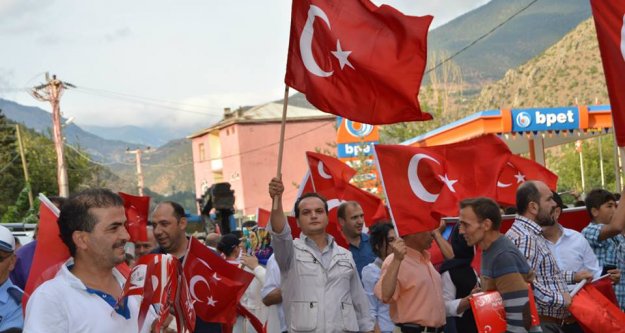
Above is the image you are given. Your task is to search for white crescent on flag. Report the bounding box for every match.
[300,5,333,77]
[407,153,441,203]
[621,14,625,61]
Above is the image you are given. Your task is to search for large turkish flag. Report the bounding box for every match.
[285,0,433,124]
[374,135,511,236]
[495,154,558,206]
[119,192,150,242]
[590,0,625,146]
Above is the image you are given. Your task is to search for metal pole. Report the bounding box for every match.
[579,150,585,193]
[15,124,33,209]
[598,135,605,188]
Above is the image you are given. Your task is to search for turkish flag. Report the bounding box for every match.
[590,0,625,146]
[306,151,357,194]
[569,284,625,332]
[591,275,619,306]
[23,195,66,309]
[496,154,558,206]
[257,207,301,239]
[285,0,433,124]
[119,192,150,242]
[183,237,254,324]
[374,135,511,236]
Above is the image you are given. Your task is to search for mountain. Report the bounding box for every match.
[471,18,608,111]
[428,0,592,84]
[82,124,196,148]
[0,98,146,163]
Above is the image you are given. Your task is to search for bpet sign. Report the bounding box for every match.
[511,107,580,132]
[336,117,379,158]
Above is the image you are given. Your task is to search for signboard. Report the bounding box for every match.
[511,107,579,132]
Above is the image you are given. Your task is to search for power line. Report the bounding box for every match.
[426,0,540,74]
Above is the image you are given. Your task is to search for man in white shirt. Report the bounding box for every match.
[24,188,156,333]
[542,191,619,284]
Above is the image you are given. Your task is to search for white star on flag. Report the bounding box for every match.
[206,296,217,307]
[438,174,458,192]
[331,40,354,70]
[514,172,526,184]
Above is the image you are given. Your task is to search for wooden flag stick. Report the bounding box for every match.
[273,85,290,209]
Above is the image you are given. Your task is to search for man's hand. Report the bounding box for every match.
[268,177,284,198]
[608,268,621,284]
[563,292,572,308]
[240,253,259,270]
[573,270,593,283]
[390,238,406,262]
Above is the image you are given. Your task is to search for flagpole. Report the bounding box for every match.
[273,85,290,209]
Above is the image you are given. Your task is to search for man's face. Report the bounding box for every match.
[0,251,16,284]
[593,200,616,225]
[84,206,130,268]
[134,229,157,258]
[339,203,364,238]
[458,206,487,246]
[534,182,557,226]
[152,204,187,253]
[297,197,329,235]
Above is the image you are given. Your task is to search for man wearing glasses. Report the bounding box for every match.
[0,224,24,331]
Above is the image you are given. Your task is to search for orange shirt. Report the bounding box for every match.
[374,248,446,327]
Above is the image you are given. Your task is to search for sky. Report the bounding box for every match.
[0,0,490,133]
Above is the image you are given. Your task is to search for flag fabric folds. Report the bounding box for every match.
[569,283,625,332]
[182,237,254,324]
[119,192,150,242]
[285,0,433,124]
[374,135,511,236]
[496,154,558,206]
[590,0,625,146]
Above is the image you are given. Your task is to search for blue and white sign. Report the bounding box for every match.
[337,142,376,158]
[511,107,579,132]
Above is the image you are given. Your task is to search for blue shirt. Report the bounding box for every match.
[0,278,24,330]
[349,233,376,278]
[582,222,625,310]
[361,259,393,333]
[10,240,37,290]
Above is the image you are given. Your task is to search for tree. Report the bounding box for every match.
[0,110,23,217]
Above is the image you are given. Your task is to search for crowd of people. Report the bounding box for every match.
[0,178,623,333]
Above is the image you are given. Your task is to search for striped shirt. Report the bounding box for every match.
[505,215,572,319]
[582,222,625,309]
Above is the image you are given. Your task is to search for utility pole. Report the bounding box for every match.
[126,147,151,196]
[15,124,33,210]
[30,73,75,197]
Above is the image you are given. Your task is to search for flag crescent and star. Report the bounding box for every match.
[407,153,457,203]
[300,5,353,78]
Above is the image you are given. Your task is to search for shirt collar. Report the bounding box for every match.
[361,232,370,242]
[0,278,16,303]
[301,232,335,252]
[514,214,543,236]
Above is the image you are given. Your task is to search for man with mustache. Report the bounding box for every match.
[24,188,155,333]
[337,201,376,277]
[506,181,590,333]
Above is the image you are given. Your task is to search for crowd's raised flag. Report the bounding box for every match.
[119,192,150,242]
[374,135,511,236]
[496,154,558,206]
[590,0,625,146]
[257,207,301,239]
[306,151,357,195]
[182,237,254,325]
[284,0,433,124]
[123,254,195,332]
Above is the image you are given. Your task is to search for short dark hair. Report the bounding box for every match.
[337,201,359,220]
[516,181,541,215]
[58,188,124,256]
[369,222,394,258]
[585,189,616,218]
[460,197,502,230]
[293,193,328,218]
[159,201,186,221]
[552,191,566,210]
